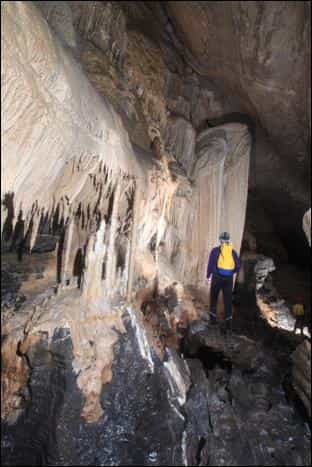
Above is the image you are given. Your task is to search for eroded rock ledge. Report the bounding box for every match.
[2,294,311,466]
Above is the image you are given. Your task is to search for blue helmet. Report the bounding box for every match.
[219,231,230,242]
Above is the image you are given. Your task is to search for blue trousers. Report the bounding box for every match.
[209,274,233,322]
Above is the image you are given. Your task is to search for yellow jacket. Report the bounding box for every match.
[293,304,304,316]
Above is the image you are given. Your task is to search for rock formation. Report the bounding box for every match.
[303,208,311,246]
[289,207,311,417]
[291,340,311,417]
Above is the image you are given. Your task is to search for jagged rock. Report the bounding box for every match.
[3,302,310,466]
[182,321,310,466]
[303,208,311,246]
[291,340,311,417]
[1,310,190,466]
[185,321,265,371]
[253,255,298,332]
[254,256,276,287]
[204,362,310,466]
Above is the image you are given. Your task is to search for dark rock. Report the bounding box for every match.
[1,318,189,466]
[31,235,58,254]
[291,340,311,417]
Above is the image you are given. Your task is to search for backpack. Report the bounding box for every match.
[217,242,235,276]
[293,304,304,316]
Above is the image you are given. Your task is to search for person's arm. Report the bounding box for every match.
[233,250,241,273]
[207,248,217,279]
[207,252,212,279]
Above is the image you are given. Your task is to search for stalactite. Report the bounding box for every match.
[61,218,75,286]
[82,220,107,302]
[122,237,131,298]
[29,210,41,252]
[127,185,139,302]
[105,181,121,298]
[2,0,144,274]
[1,203,6,236]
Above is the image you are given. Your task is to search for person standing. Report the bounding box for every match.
[207,232,241,333]
[293,298,305,335]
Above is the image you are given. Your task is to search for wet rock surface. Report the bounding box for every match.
[291,340,311,418]
[2,298,311,466]
[1,312,188,466]
[182,322,311,466]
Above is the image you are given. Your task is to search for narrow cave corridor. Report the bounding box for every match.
[1,1,311,466]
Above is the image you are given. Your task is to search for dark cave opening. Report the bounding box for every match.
[193,346,232,373]
[181,341,233,375]
[206,112,256,138]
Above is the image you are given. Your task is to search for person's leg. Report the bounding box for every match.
[210,275,221,323]
[223,276,234,328]
[300,316,304,335]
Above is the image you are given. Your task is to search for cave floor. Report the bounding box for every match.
[1,250,311,466]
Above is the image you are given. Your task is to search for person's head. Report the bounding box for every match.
[219,231,230,244]
[294,295,304,304]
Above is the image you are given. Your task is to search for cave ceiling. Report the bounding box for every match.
[131,1,310,179]
[165,2,310,177]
